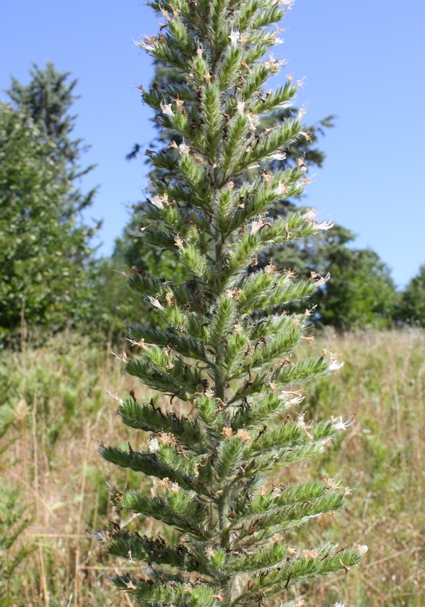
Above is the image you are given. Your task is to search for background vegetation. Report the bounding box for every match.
[1,43,425,607]
[1,62,424,348]
[1,330,424,606]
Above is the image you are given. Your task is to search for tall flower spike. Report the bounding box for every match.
[101,1,363,605]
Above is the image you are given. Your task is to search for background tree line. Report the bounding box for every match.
[1,62,423,344]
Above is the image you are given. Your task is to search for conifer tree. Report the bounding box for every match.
[7,62,97,219]
[0,104,96,335]
[100,1,364,604]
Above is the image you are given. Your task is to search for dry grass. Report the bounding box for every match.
[1,329,425,606]
[293,329,425,606]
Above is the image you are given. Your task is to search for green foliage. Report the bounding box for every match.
[0,330,423,605]
[102,1,362,605]
[125,55,399,334]
[6,61,97,216]
[0,485,34,607]
[0,104,96,337]
[0,386,34,606]
[272,224,398,330]
[119,56,335,301]
[397,264,425,326]
[0,333,104,449]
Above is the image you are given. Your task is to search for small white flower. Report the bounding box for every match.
[303,208,316,222]
[316,220,335,231]
[178,141,189,155]
[148,437,160,453]
[297,108,306,121]
[250,219,264,234]
[148,296,164,310]
[297,413,306,427]
[144,565,155,575]
[315,272,331,287]
[160,102,174,118]
[329,359,344,371]
[150,195,164,210]
[354,544,369,556]
[274,37,284,44]
[133,37,154,52]
[287,395,305,406]
[279,100,292,109]
[229,29,241,47]
[332,415,354,431]
[247,112,260,131]
[271,153,286,162]
[334,603,345,607]
[275,183,288,197]
[237,100,245,115]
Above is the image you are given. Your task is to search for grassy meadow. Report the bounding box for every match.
[1,329,424,606]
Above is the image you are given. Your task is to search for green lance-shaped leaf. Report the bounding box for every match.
[216,187,234,231]
[120,488,211,538]
[202,83,223,160]
[236,493,345,544]
[118,398,205,453]
[231,391,291,430]
[239,63,273,102]
[141,226,179,252]
[108,531,205,573]
[100,444,209,496]
[230,327,302,379]
[130,324,209,363]
[272,356,330,386]
[248,420,335,457]
[242,443,325,481]
[249,549,362,598]
[209,295,238,348]
[218,46,243,90]
[127,273,168,298]
[239,277,317,317]
[126,355,204,401]
[251,81,297,114]
[240,119,302,170]
[223,232,260,280]
[221,113,250,176]
[112,574,218,606]
[150,147,179,171]
[240,481,344,527]
[214,436,246,481]
[180,244,209,280]
[231,0,262,32]
[227,542,289,576]
[223,330,250,375]
[257,212,318,247]
[222,184,280,237]
[192,56,209,86]
[248,313,298,340]
[151,40,189,71]
[251,3,285,28]
[177,154,208,189]
[168,17,193,53]
[248,422,303,455]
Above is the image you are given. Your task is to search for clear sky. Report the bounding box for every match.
[1,0,424,288]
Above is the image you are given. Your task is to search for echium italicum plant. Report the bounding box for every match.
[100,0,366,604]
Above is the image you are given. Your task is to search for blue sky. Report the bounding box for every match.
[1,0,424,288]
